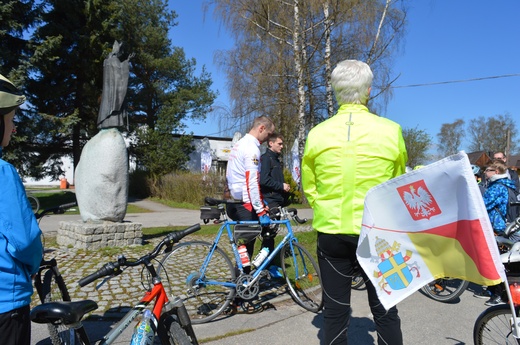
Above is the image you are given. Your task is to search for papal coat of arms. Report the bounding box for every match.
[372,237,420,294]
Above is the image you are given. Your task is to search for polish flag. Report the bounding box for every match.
[356,152,506,309]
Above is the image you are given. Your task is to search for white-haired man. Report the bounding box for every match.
[302,60,407,345]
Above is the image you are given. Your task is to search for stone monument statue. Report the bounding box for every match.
[63,41,140,249]
[97,40,130,129]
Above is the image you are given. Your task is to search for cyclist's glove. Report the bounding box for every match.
[259,214,271,227]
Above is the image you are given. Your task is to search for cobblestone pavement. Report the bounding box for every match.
[32,224,315,320]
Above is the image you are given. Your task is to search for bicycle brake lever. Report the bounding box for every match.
[95,268,126,290]
[95,277,111,290]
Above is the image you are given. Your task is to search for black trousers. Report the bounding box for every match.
[317,232,403,345]
[0,305,31,345]
[226,203,274,266]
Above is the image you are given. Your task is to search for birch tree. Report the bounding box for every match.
[210,0,407,159]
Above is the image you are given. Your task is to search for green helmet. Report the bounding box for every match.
[0,74,25,116]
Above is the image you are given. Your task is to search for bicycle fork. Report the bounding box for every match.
[160,297,199,345]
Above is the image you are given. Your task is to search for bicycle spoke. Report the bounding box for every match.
[474,305,520,344]
[281,242,323,312]
[159,241,236,324]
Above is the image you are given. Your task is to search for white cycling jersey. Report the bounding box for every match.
[226,133,266,215]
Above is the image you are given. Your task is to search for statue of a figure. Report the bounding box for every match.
[97,41,132,129]
[76,40,133,223]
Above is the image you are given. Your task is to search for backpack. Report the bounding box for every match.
[497,186,520,224]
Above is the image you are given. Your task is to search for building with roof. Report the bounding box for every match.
[467,151,492,168]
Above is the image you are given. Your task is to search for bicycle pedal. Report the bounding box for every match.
[262,302,277,311]
[240,301,263,314]
[223,304,238,315]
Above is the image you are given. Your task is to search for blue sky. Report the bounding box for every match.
[169,1,520,153]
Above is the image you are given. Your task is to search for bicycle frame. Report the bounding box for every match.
[196,218,299,290]
[34,258,70,302]
[32,203,82,345]
[97,279,195,345]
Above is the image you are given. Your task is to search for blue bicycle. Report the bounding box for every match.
[158,197,323,324]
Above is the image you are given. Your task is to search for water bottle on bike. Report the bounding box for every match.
[238,244,251,267]
[252,247,270,268]
[130,307,156,345]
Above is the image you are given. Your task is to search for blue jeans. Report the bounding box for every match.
[317,232,403,345]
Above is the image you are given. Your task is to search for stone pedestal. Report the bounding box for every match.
[57,221,142,250]
[75,128,129,223]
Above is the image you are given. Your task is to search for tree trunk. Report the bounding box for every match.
[323,1,334,118]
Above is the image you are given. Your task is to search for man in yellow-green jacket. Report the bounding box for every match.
[302,60,407,345]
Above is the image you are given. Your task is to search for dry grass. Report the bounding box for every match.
[150,172,226,205]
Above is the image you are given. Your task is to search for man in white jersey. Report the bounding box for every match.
[226,116,275,267]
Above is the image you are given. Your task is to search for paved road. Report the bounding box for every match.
[32,282,489,344]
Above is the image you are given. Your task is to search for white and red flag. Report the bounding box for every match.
[356,152,506,309]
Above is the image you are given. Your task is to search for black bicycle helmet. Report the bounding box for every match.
[0,74,25,144]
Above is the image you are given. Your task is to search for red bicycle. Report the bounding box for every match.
[31,224,201,345]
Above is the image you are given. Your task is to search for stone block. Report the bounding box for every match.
[57,220,143,250]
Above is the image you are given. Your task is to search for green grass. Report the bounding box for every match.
[29,191,151,215]
[149,197,202,210]
[141,223,318,267]
[28,189,307,213]
[32,190,317,254]
[29,191,77,211]
[143,224,221,237]
[143,224,316,244]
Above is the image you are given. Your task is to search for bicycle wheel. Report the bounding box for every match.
[473,304,520,344]
[421,278,469,302]
[160,314,193,345]
[280,241,323,312]
[159,241,236,324]
[351,274,365,290]
[28,194,40,213]
[41,269,78,345]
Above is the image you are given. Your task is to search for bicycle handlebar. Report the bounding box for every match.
[204,196,308,224]
[78,223,201,287]
[35,202,78,219]
[78,261,121,287]
[285,208,308,224]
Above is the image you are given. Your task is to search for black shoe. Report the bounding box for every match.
[485,295,505,306]
[473,289,491,299]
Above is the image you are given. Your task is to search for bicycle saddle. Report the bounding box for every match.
[31,300,98,325]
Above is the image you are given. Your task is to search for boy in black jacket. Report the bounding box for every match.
[260,133,290,253]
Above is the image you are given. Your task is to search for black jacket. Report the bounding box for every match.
[260,149,286,205]
[509,168,520,193]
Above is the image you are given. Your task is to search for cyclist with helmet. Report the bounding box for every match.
[0,74,43,345]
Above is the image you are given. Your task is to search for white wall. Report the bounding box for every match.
[23,156,74,186]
